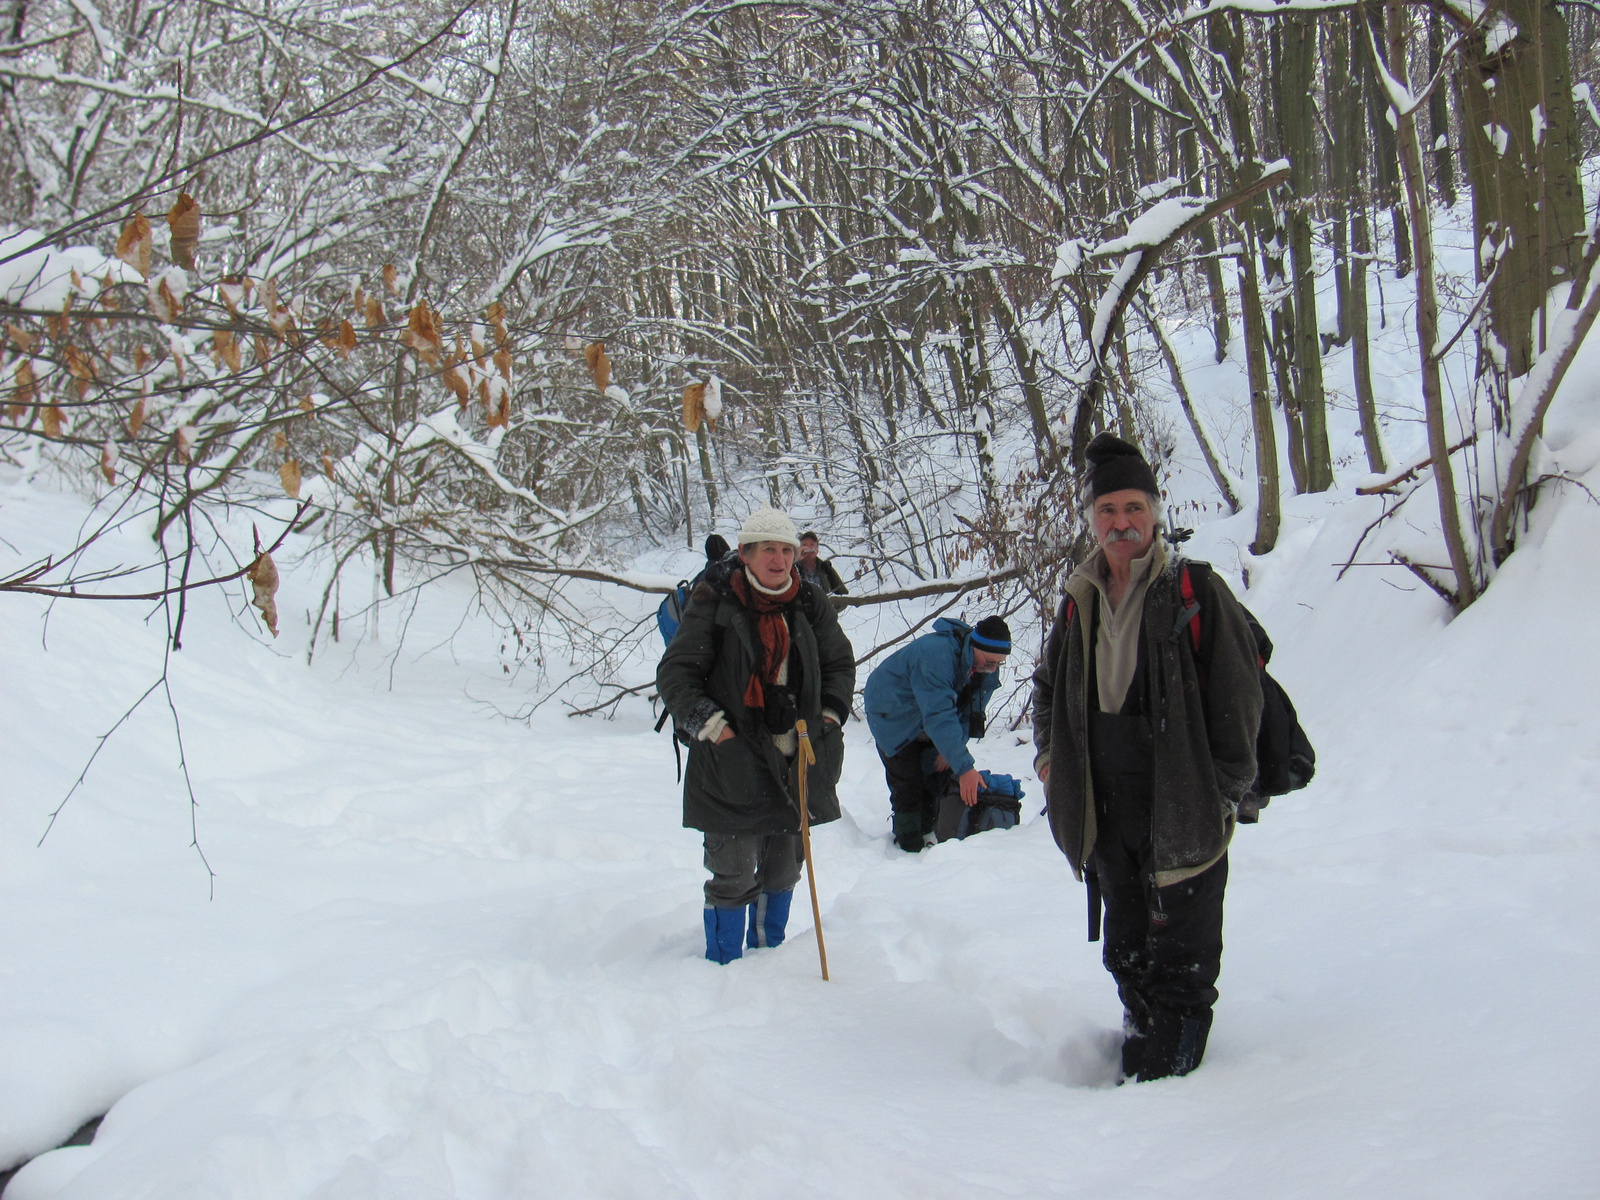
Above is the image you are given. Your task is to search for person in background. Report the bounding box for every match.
[701,533,730,573]
[1032,432,1262,1082]
[863,615,1011,852]
[797,531,849,598]
[656,506,855,964]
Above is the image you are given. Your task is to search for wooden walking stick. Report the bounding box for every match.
[794,719,830,981]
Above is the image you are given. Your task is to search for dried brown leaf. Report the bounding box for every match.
[115,212,152,279]
[47,298,72,341]
[12,358,35,414]
[128,394,146,438]
[247,550,280,637]
[213,329,242,373]
[42,405,63,438]
[682,382,706,431]
[382,263,400,296]
[443,352,470,409]
[364,295,386,330]
[493,347,513,381]
[8,324,33,354]
[280,459,302,500]
[335,319,357,360]
[99,439,118,484]
[151,275,181,323]
[584,342,610,392]
[299,394,315,414]
[175,424,196,463]
[64,345,95,399]
[405,301,442,366]
[167,194,201,271]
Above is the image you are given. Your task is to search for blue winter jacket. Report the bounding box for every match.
[863,617,1001,777]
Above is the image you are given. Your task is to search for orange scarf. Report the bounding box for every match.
[729,567,799,711]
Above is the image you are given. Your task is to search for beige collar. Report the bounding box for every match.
[744,567,794,597]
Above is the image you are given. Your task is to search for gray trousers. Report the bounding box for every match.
[703,832,803,908]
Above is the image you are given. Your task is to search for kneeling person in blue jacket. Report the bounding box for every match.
[863,615,1011,852]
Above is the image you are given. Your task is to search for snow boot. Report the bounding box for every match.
[745,889,794,949]
[703,905,745,964]
[892,811,925,853]
[1130,1009,1211,1081]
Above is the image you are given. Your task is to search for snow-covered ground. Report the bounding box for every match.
[2,359,1598,1196]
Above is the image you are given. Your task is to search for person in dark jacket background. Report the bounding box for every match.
[797,531,849,597]
[1032,433,1262,1082]
[656,506,855,964]
[863,615,1011,852]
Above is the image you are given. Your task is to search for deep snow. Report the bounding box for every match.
[2,220,1599,1193]
[2,447,1597,1198]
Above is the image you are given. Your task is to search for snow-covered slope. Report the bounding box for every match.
[1,422,1596,1197]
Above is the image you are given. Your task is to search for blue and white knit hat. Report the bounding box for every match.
[970,616,1012,654]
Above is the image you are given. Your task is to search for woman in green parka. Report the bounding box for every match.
[656,506,855,964]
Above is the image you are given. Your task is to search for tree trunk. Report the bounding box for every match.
[1239,230,1281,555]
[1386,0,1479,608]
[1350,205,1388,472]
[1146,305,1241,513]
[1280,13,1331,492]
[1427,12,1457,207]
[1456,0,1585,380]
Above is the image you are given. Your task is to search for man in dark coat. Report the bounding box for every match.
[657,506,856,964]
[798,531,849,597]
[1032,433,1262,1081]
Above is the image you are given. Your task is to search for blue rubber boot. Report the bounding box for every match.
[703,906,745,964]
[745,889,794,949]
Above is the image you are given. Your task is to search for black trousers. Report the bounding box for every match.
[1090,710,1227,1080]
[880,738,950,844]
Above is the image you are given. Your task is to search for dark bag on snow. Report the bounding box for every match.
[1178,562,1315,821]
[934,771,1026,842]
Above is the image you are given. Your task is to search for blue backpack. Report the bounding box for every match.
[937,771,1026,841]
[656,580,691,645]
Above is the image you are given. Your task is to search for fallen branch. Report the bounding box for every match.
[834,564,1028,608]
[1355,434,1478,495]
[1392,552,1459,608]
[486,557,1030,608]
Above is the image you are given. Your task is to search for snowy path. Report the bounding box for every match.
[1,481,1596,1198]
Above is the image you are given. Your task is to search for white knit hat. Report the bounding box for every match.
[735,505,800,549]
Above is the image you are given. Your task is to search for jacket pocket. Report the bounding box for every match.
[811,720,845,788]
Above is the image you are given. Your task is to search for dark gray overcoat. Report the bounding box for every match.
[1032,555,1263,886]
[656,566,855,835]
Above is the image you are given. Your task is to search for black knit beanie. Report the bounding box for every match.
[1085,432,1159,499]
[971,616,1012,655]
[704,533,730,563]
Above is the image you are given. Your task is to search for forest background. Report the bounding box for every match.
[1,0,1596,699]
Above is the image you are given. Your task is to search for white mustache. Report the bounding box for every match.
[1103,527,1145,544]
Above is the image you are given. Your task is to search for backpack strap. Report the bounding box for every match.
[1177,561,1203,654]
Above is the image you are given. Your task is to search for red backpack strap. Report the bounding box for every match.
[1179,563,1201,654]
